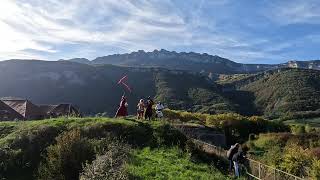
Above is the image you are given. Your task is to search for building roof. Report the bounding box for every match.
[39,103,79,115]
[38,104,58,114]
[0,101,24,119]
[2,100,43,118]
[1,98,81,120]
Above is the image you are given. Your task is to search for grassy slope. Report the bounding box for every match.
[127,147,230,180]
[0,118,231,180]
[0,118,135,145]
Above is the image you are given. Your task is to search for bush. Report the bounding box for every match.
[290,125,306,134]
[280,143,312,177]
[308,159,320,180]
[310,147,320,160]
[260,146,283,168]
[0,125,62,180]
[164,109,289,145]
[80,140,130,180]
[37,129,95,180]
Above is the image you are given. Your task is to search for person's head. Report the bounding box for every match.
[241,144,249,154]
[147,96,151,100]
[140,99,144,103]
[158,101,161,105]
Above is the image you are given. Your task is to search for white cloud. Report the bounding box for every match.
[0,0,193,60]
[0,0,317,63]
[264,0,320,25]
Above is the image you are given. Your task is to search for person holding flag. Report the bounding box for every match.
[115,75,131,118]
[115,95,128,118]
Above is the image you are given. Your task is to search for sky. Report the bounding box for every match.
[0,0,320,64]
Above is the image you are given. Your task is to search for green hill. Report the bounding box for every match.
[0,117,231,180]
[233,68,320,118]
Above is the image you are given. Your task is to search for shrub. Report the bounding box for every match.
[0,125,62,180]
[260,146,283,168]
[37,129,95,180]
[308,159,320,180]
[310,148,320,159]
[164,109,289,145]
[80,140,130,180]
[290,125,306,134]
[280,143,312,177]
[206,113,245,128]
[305,124,316,133]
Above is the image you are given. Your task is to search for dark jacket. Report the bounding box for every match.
[232,151,246,163]
[227,146,239,160]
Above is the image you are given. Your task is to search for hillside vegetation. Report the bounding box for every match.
[164,109,289,144]
[0,117,231,180]
[248,132,320,178]
[220,68,320,118]
[1,60,320,119]
[127,147,229,179]
[241,69,320,118]
[0,60,238,115]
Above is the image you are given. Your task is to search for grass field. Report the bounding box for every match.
[127,147,231,180]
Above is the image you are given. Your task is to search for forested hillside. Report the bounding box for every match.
[0,60,237,115]
[1,60,320,118]
[229,69,320,118]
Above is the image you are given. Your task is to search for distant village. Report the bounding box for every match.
[0,97,80,121]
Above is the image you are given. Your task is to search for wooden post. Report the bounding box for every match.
[258,162,261,179]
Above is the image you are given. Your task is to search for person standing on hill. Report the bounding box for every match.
[115,95,128,118]
[232,147,247,178]
[145,96,154,120]
[155,101,165,118]
[227,143,240,174]
[137,99,145,119]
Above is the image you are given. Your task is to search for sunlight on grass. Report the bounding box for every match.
[0,117,137,145]
[127,147,231,180]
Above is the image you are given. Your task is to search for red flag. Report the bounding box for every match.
[118,75,132,93]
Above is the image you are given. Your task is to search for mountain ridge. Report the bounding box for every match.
[57,49,320,74]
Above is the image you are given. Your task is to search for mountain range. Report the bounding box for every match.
[0,60,240,115]
[62,49,320,74]
[0,50,319,119]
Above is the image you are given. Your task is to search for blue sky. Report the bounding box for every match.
[0,0,320,64]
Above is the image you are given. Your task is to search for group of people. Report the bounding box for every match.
[227,143,247,178]
[115,95,165,120]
